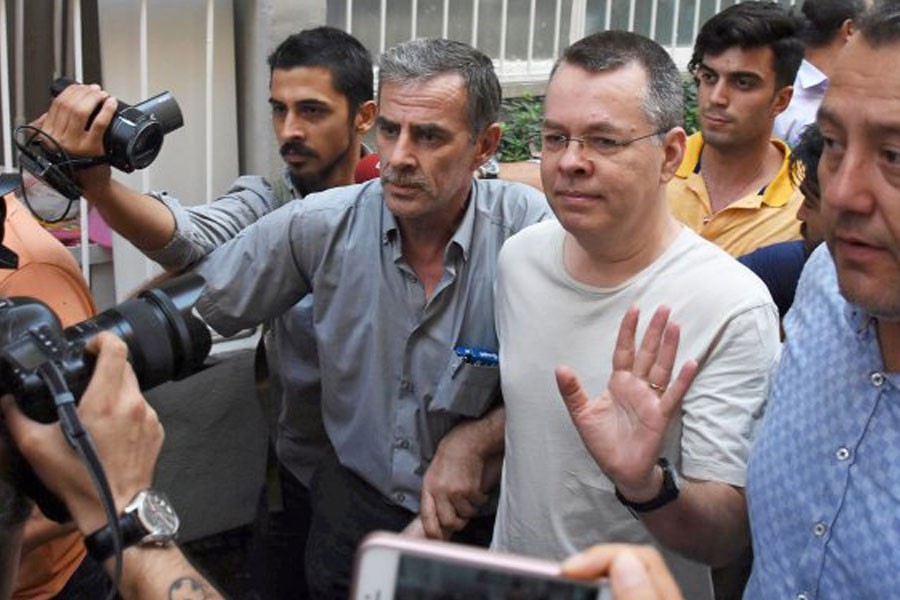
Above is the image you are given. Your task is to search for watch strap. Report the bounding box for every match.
[84,511,147,562]
[615,457,680,514]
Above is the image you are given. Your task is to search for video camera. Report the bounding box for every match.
[16,78,184,200]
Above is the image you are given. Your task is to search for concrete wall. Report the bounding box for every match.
[96,0,239,300]
[232,0,327,180]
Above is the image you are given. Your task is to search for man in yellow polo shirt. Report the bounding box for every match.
[669,2,805,257]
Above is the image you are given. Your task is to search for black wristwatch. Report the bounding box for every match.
[84,489,180,562]
[615,457,681,514]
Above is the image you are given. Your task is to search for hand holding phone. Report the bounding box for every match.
[352,532,612,599]
[562,544,684,600]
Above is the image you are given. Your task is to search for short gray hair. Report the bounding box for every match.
[378,38,502,139]
[554,30,683,134]
[857,0,900,47]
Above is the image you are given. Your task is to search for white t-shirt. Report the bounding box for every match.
[492,221,779,599]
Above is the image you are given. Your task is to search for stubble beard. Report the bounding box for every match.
[287,134,355,197]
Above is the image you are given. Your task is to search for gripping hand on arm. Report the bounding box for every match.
[419,405,504,540]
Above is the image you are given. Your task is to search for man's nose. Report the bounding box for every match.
[281,110,307,141]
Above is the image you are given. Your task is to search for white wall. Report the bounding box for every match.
[233,0,327,181]
[97,0,238,300]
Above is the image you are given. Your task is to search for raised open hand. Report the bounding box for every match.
[556,306,698,494]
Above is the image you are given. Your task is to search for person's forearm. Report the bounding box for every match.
[419,404,507,539]
[85,177,177,251]
[630,478,749,567]
[453,404,506,489]
[465,404,505,457]
[441,405,506,495]
[112,546,224,600]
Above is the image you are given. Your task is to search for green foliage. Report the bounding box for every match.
[498,94,543,163]
[497,77,700,163]
[682,74,699,135]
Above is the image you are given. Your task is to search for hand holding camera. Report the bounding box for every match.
[1,333,162,535]
[0,270,210,526]
[18,79,182,202]
[2,332,224,600]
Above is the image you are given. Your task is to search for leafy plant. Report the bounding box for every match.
[498,94,543,163]
[497,76,700,163]
[682,74,700,135]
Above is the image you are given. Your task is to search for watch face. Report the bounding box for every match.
[137,491,180,540]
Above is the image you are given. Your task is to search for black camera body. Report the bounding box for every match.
[0,273,211,423]
[0,273,211,521]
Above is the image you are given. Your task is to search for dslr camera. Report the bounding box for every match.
[0,273,211,423]
[0,273,211,521]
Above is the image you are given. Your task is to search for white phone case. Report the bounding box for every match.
[351,531,612,600]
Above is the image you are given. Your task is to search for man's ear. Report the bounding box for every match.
[472,123,502,170]
[354,100,377,135]
[841,18,855,41]
[772,85,793,117]
[659,127,687,185]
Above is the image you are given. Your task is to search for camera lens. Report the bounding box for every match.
[0,273,211,423]
[124,124,164,170]
[65,273,211,391]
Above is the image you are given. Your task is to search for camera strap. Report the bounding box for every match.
[36,360,123,600]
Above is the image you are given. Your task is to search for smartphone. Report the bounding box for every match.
[351,531,612,600]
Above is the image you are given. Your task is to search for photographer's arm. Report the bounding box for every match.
[39,84,279,273]
[0,414,30,600]
[36,84,177,252]
[0,333,224,600]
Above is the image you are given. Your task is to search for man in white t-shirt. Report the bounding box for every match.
[491,31,780,600]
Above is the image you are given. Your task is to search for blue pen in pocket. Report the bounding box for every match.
[454,345,499,367]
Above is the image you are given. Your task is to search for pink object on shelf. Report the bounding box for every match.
[46,221,81,245]
[88,206,113,248]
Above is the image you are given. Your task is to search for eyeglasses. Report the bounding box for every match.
[530,130,665,160]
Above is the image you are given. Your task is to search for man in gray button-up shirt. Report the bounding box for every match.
[196,39,551,598]
[39,27,378,600]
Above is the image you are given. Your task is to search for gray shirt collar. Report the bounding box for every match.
[380,178,479,264]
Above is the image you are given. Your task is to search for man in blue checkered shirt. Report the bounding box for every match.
[744,3,900,598]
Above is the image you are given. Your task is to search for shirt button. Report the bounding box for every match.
[797,594,809,600]
[395,492,406,503]
[394,438,410,449]
[813,522,827,537]
[870,371,885,387]
[836,447,851,461]
[400,379,413,393]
